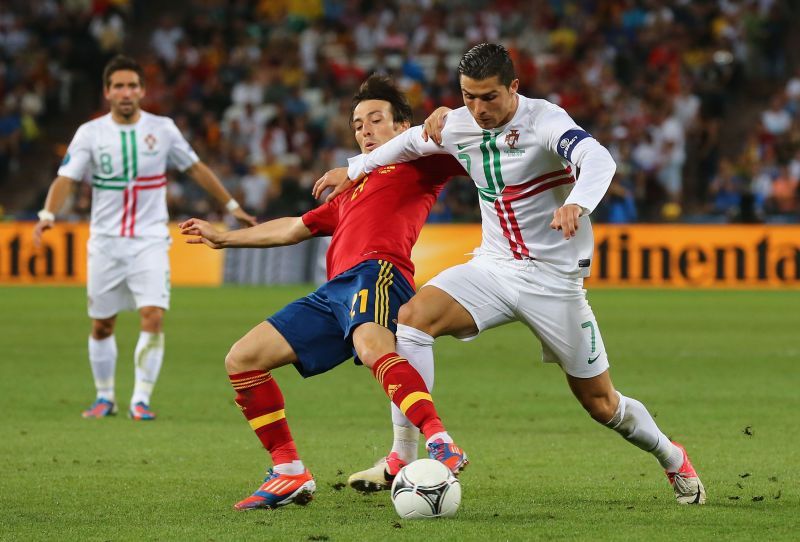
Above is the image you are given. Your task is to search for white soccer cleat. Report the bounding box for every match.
[348,452,407,493]
[666,442,706,505]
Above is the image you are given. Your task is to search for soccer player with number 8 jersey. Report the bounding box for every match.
[34,55,256,421]
[340,44,706,505]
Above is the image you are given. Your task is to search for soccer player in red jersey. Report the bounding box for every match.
[179,75,468,510]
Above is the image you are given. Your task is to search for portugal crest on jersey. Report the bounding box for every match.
[505,129,520,149]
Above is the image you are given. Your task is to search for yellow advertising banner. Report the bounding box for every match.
[0,222,223,286]
[2,222,798,288]
[412,224,800,288]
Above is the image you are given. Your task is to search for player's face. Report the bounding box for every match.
[104,70,145,120]
[352,99,409,154]
[460,75,519,129]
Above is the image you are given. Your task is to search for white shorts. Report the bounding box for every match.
[87,235,171,319]
[425,254,609,378]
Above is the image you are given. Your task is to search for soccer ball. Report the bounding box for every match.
[390,458,461,519]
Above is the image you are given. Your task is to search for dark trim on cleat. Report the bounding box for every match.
[293,489,314,506]
[349,479,389,493]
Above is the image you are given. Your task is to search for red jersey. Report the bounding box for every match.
[302,154,465,287]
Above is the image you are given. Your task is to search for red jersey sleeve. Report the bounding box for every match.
[301,195,341,236]
[413,154,467,182]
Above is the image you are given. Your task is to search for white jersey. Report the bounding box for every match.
[58,111,199,239]
[351,95,616,277]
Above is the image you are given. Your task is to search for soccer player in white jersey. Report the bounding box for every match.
[33,55,256,421]
[323,44,705,505]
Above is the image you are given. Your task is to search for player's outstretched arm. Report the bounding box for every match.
[33,175,75,247]
[358,125,447,177]
[186,161,258,227]
[179,216,312,249]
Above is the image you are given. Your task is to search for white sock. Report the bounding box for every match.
[606,391,684,472]
[425,431,453,447]
[88,335,117,401]
[131,332,164,406]
[395,324,435,389]
[273,460,305,475]
[389,423,420,464]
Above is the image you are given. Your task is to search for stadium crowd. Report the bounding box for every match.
[2,0,797,224]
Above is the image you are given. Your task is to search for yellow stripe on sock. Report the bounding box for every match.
[376,357,402,382]
[231,372,272,387]
[248,409,286,430]
[377,357,404,384]
[399,392,432,414]
[232,376,271,390]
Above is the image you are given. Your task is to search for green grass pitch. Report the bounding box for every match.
[1,286,798,541]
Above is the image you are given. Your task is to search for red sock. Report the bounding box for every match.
[371,353,445,439]
[229,370,299,465]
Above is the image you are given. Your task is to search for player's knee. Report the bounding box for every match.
[225,337,278,374]
[92,319,114,339]
[352,324,394,368]
[225,341,254,373]
[583,395,618,424]
[398,301,431,332]
[139,307,164,333]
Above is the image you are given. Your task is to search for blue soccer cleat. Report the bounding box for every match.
[82,398,117,418]
[427,439,469,475]
[128,401,156,421]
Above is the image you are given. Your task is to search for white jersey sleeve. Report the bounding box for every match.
[346,154,366,179]
[57,124,93,181]
[165,119,200,172]
[532,104,616,214]
[357,125,446,176]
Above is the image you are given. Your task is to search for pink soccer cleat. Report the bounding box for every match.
[666,442,706,504]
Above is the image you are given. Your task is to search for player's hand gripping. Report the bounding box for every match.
[231,207,257,227]
[312,167,363,203]
[422,107,452,145]
[550,204,583,240]
[179,218,227,249]
[33,219,54,248]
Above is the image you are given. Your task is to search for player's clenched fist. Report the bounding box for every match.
[179,218,226,249]
[549,204,583,240]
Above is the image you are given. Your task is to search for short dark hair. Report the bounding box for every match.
[457,43,516,87]
[350,74,412,126]
[103,55,145,88]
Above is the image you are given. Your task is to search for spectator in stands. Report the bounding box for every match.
[708,158,745,218]
[768,164,798,215]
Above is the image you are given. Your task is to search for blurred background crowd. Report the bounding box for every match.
[1,0,798,225]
